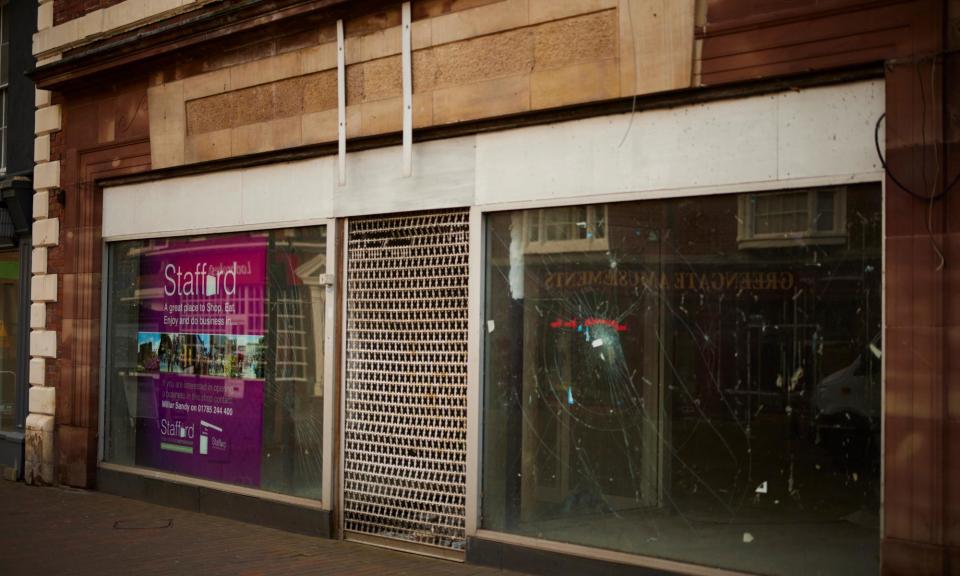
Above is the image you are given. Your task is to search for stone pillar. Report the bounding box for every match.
[24,88,60,486]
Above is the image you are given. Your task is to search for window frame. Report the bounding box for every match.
[736,187,848,249]
[523,204,610,254]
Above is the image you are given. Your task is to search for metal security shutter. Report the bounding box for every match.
[342,210,469,557]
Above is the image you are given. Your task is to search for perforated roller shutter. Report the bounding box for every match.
[342,210,469,556]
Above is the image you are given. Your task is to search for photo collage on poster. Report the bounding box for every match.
[136,332,265,380]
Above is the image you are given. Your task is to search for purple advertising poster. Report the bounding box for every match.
[134,234,267,487]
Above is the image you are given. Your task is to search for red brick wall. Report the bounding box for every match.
[48,79,152,487]
[703,0,957,573]
[699,0,915,85]
[54,0,126,26]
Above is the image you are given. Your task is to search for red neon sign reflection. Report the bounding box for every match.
[549,318,628,332]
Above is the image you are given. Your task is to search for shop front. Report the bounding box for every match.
[97,79,885,575]
[0,179,35,481]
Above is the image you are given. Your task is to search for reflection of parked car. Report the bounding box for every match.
[813,336,880,464]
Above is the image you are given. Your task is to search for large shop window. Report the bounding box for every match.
[104,227,327,500]
[482,184,881,576]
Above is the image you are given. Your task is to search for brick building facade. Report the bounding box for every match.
[24,0,960,574]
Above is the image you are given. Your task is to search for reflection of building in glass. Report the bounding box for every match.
[524,205,609,254]
[259,230,327,500]
[483,184,882,573]
[737,188,848,248]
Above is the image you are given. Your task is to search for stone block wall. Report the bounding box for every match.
[148,0,696,168]
[35,0,699,170]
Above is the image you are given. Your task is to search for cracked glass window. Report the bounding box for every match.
[104,226,327,500]
[481,184,881,575]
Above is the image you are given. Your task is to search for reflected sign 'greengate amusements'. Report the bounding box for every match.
[134,234,267,486]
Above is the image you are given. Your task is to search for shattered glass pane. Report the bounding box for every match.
[481,184,881,575]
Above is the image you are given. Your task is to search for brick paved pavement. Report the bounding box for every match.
[0,481,528,576]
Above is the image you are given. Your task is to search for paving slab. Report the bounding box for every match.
[0,480,527,576]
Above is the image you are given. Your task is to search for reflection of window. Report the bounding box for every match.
[525,204,608,253]
[737,188,846,248]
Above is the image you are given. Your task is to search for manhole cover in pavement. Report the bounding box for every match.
[113,519,173,530]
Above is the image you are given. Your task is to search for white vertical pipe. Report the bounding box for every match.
[337,19,346,186]
[401,2,413,177]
